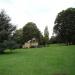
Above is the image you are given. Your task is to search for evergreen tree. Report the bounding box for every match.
[0,10,16,53]
[44,26,49,45]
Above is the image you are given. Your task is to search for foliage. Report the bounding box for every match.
[0,10,16,53]
[23,22,43,45]
[49,35,63,44]
[49,36,57,44]
[43,26,49,45]
[53,8,75,45]
[13,29,23,47]
[3,40,19,50]
[0,43,6,53]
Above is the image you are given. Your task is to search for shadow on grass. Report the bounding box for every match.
[53,73,67,75]
[0,50,19,55]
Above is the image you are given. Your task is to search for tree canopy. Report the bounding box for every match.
[43,26,49,45]
[53,8,75,45]
[23,22,43,45]
[13,29,23,47]
[0,10,16,53]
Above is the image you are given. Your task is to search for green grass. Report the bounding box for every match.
[0,45,75,75]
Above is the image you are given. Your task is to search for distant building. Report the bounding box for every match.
[22,38,38,48]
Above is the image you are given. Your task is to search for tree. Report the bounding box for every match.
[3,40,19,51]
[43,26,49,45]
[13,29,23,47]
[53,8,75,45]
[23,22,43,45]
[0,10,16,53]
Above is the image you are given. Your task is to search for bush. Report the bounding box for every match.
[4,40,19,50]
[0,40,19,53]
[0,43,6,53]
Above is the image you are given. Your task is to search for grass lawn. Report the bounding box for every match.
[0,45,75,75]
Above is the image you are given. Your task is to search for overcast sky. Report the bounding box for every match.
[0,0,75,37]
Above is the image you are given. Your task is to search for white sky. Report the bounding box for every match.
[0,0,75,37]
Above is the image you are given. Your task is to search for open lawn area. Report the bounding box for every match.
[0,45,75,75]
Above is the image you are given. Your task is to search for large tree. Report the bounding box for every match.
[53,8,75,45]
[0,10,16,53]
[23,22,43,45]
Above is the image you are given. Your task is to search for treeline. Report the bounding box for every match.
[50,8,75,45]
[0,10,49,53]
[13,22,49,47]
[1,7,75,53]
